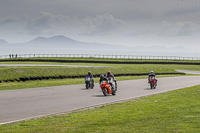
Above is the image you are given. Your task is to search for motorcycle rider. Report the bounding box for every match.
[148,71,157,85]
[99,74,108,84]
[106,71,117,89]
[85,71,94,86]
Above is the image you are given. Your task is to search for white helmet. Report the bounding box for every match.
[150,71,154,73]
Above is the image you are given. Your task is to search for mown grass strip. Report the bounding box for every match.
[0,84,199,132]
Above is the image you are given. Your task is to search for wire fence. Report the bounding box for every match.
[0,54,200,60]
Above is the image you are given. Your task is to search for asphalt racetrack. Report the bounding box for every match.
[1,75,200,125]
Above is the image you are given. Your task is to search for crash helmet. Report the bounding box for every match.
[150,71,154,74]
[100,74,104,78]
[88,71,91,75]
[107,71,111,75]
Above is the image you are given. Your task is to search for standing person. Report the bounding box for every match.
[106,71,117,89]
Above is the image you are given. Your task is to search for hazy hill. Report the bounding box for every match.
[0,35,188,52]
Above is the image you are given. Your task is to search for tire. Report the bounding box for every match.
[102,88,108,96]
[111,87,116,95]
[150,82,153,89]
[115,82,117,91]
[91,83,94,89]
[86,83,89,89]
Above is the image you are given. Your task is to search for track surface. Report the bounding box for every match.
[176,70,200,74]
[1,76,200,125]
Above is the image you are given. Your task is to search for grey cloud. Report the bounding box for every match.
[1,0,200,47]
[0,11,125,36]
[158,21,200,36]
[128,21,200,37]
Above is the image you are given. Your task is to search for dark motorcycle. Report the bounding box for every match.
[148,76,157,89]
[85,76,94,89]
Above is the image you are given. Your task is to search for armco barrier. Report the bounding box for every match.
[1,54,200,61]
[0,73,185,83]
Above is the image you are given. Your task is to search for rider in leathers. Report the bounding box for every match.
[99,74,108,84]
[148,71,157,85]
[106,71,117,88]
[85,71,94,86]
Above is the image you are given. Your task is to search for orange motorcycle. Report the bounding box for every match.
[100,79,116,96]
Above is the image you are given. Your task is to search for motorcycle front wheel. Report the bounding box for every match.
[102,88,108,96]
[86,83,89,89]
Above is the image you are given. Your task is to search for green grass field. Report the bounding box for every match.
[0,62,191,81]
[1,84,199,133]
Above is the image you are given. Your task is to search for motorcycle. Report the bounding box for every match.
[100,79,116,96]
[107,77,117,92]
[85,76,94,89]
[148,76,157,89]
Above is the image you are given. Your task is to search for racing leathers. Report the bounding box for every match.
[107,73,117,88]
[148,73,157,85]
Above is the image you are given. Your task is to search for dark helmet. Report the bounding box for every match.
[100,74,104,78]
[107,71,110,75]
[88,71,91,75]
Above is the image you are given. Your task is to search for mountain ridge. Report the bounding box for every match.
[0,35,188,52]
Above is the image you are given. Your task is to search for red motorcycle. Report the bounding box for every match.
[100,79,116,96]
[149,77,157,89]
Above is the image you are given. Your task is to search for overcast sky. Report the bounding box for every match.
[0,0,200,48]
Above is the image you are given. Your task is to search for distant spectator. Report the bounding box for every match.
[15,54,17,58]
[12,54,14,58]
[9,54,11,58]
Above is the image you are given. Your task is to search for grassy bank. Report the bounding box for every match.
[1,84,199,132]
[0,63,179,81]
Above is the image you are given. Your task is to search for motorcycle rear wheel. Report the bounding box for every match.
[111,87,116,95]
[91,83,94,89]
[150,82,153,89]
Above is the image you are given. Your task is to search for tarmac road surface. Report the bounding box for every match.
[0,76,200,125]
[176,69,200,74]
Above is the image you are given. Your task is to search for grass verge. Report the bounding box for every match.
[0,84,200,132]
